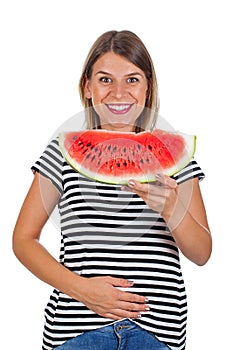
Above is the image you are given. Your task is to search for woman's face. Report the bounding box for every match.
[84,52,148,132]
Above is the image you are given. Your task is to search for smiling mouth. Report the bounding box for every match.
[106,104,133,114]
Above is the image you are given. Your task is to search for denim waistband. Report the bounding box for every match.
[97,319,140,334]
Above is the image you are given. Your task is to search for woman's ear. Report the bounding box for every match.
[84,80,92,99]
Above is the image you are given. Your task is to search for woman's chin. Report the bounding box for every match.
[100,122,135,132]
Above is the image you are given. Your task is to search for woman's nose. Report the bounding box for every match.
[111,82,128,99]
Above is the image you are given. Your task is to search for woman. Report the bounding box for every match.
[13,30,212,350]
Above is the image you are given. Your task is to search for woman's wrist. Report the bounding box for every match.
[162,197,187,232]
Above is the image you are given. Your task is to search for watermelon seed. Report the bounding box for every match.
[86,142,92,147]
[73,135,78,140]
[148,145,152,151]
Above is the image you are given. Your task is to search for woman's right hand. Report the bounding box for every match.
[12,173,149,321]
[74,276,149,320]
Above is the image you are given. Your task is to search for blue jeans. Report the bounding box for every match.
[54,320,170,349]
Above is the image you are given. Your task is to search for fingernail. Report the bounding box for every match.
[128,180,135,187]
[127,280,134,285]
[145,297,149,302]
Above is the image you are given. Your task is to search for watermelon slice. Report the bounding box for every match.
[59,129,196,184]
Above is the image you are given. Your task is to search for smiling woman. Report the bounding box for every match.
[12,30,212,350]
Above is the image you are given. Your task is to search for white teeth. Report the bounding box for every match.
[108,104,130,111]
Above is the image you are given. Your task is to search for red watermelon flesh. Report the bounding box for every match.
[59,129,196,184]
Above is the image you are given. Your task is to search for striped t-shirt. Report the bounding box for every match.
[32,137,205,350]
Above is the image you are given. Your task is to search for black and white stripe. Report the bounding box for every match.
[32,138,204,350]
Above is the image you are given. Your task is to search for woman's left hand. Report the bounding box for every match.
[122,174,178,221]
[122,175,212,266]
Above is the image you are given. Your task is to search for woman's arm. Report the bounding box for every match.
[163,177,212,265]
[13,172,149,319]
[12,172,79,293]
[124,176,212,266]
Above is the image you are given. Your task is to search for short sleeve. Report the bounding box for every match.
[171,158,205,184]
[31,138,64,194]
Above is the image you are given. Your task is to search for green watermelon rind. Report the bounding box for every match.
[58,131,196,185]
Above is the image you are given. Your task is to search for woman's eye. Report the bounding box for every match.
[100,77,112,83]
[127,77,139,83]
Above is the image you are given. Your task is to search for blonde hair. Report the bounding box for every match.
[79,30,160,132]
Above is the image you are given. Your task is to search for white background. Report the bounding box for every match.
[1,0,232,348]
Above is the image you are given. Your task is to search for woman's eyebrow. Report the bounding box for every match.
[95,70,112,76]
[125,72,144,77]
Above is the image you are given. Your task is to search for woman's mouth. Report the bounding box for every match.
[106,103,133,115]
